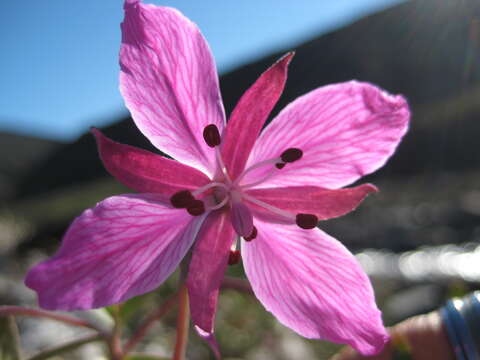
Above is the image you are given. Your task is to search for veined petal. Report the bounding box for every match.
[221,53,293,179]
[93,129,210,196]
[245,183,377,221]
[230,201,254,237]
[25,194,205,310]
[244,81,409,189]
[241,219,389,355]
[120,1,225,176]
[187,211,235,342]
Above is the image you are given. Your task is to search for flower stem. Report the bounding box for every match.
[0,315,22,360]
[173,284,190,360]
[109,304,123,360]
[122,291,179,355]
[25,334,103,360]
[0,306,101,332]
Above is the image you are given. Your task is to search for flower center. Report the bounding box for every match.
[169,124,318,243]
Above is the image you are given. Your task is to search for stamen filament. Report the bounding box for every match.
[234,157,281,186]
[232,236,240,251]
[240,171,279,190]
[215,147,232,185]
[207,195,230,211]
[192,182,229,197]
[241,193,295,221]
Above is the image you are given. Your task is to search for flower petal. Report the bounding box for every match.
[241,219,389,355]
[187,211,235,338]
[93,129,210,196]
[195,326,221,360]
[221,53,293,179]
[120,1,225,176]
[245,183,377,221]
[244,81,410,189]
[230,201,254,237]
[25,194,205,310]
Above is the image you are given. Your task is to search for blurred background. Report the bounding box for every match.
[1,0,480,359]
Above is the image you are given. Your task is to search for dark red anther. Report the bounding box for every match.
[275,162,286,169]
[281,148,303,163]
[187,200,205,216]
[244,226,257,241]
[203,124,221,147]
[228,250,241,265]
[170,190,195,208]
[296,213,318,229]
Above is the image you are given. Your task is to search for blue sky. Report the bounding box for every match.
[0,0,403,141]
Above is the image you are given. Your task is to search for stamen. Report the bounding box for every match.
[187,200,205,216]
[234,157,282,186]
[240,173,279,189]
[203,124,221,147]
[207,195,230,211]
[281,148,303,163]
[192,182,229,197]
[170,190,195,208]
[243,226,257,241]
[215,147,232,185]
[228,250,241,265]
[242,193,295,220]
[275,162,286,169]
[296,213,318,229]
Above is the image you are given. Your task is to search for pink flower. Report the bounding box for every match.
[25,0,410,356]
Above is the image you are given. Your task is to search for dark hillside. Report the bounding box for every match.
[14,0,480,200]
[0,131,61,200]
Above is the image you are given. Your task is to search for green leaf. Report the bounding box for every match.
[0,316,21,360]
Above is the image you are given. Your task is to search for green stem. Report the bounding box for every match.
[172,284,190,360]
[109,304,124,360]
[1,315,22,360]
[25,334,103,360]
[122,292,179,355]
[0,306,101,332]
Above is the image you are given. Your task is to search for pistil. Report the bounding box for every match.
[197,124,317,232]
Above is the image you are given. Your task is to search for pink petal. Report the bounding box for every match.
[241,219,389,355]
[25,194,205,310]
[230,201,254,237]
[120,2,225,176]
[244,81,409,189]
[187,211,235,341]
[245,183,377,221]
[93,129,210,196]
[221,53,293,179]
